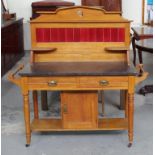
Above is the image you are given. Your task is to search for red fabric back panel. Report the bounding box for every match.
[36,28,125,42]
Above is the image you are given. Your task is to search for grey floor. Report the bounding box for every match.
[1,52,153,155]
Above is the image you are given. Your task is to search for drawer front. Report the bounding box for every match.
[27,76,128,90]
[79,76,128,89]
[28,77,77,89]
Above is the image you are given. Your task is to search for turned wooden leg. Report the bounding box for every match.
[101,91,104,115]
[128,93,134,147]
[33,91,39,119]
[132,37,136,66]
[23,92,31,147]
[41,91,48,111]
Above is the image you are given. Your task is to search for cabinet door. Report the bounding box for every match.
[61,91,98,129]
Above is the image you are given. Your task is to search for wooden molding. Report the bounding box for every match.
[7,64,24,87]
[30,6,129,23]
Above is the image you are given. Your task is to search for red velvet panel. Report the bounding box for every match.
[96,28,103,42]
[66,28,74,42]
[36,28,44,42]
[118,28,125,42]
[111,28,118,42]
[50,28,56,42]
[80,28,90,42]
[89,28,96,42]
[44,28,50,42]
[58,28,66,42]
[74,28,80,42]
[104,28,111,42]
[36,28,125,42]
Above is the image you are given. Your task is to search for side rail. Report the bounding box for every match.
[8,64,24,87]
[135,64,148,85]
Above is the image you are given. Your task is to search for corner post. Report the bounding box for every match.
[128,76,135,147]
[22,77,31,146]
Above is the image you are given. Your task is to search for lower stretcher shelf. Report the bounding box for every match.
[31,118,128,132]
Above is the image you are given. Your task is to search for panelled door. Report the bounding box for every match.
[61,91,98,129]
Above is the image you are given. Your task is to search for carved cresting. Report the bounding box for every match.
[77,10,84,17]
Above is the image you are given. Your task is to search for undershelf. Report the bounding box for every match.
[31,118,128,131]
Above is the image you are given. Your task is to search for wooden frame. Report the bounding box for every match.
[142,0,153,25]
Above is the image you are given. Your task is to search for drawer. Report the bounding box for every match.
[28,77,77,89]
[27,76,129,90]
[79,76,128,89]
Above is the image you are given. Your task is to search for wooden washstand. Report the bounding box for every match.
[8,6,147,147]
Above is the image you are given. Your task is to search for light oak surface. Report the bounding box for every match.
[7,6,141,146]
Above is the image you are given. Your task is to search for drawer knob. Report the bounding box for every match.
[47,80,57,86]
[99,80,109,86]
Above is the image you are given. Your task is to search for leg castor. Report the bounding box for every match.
[25,144,30,147]
[128,143,132,148]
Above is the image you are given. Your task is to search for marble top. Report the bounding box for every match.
[19,61,137,77]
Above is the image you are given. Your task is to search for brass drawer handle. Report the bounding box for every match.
[47,80,57,86]
[99,80,109,86]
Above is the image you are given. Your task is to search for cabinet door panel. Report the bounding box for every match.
[61,91,98,129]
